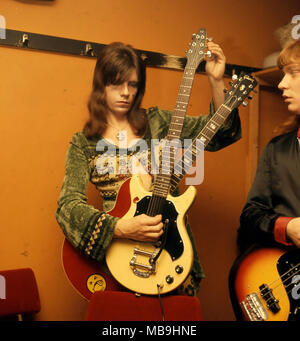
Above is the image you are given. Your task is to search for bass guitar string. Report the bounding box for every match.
[258,259,300,305]
[268,261,300,295]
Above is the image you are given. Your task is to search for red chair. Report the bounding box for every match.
[85,291,203,321]
[0,268,41,320]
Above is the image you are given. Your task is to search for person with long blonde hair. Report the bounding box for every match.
[238,39,300,250]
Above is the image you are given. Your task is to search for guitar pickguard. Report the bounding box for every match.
[276,249,300,321]
[134,196,183,261]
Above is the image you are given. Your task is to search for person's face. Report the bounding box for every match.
[278,61,300,115]
[105,69,139,118]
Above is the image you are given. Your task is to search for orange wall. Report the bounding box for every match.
[0,0,299,321]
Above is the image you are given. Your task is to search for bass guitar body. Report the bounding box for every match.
[231,247,300,321]
[105,175,196,295]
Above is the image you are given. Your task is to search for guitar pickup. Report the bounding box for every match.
[259,284,280,314]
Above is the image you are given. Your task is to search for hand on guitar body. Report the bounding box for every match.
[287,217,300,248]
[114,214,164,242]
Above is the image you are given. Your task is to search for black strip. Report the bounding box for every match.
[0,29,261,76]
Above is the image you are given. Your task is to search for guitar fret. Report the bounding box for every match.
[176,101,188,105]
[171,122,182,126]
[174,108,187,113]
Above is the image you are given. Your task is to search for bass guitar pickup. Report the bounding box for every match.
[259,283,280,313]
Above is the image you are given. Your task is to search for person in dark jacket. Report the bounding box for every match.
[238,39,300,251]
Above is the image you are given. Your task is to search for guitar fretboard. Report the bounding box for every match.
[169,103,232,193]
[153,66,196,198]
[152,67,196,199]
[146,28,207,216]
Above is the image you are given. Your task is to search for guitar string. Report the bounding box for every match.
[145,40,206,241]
[264,260,300,291]
[258,260,300,305]
[263,266,300,308]
[283,265,300,297]
[170,105,230,191]
[127,38,207,293]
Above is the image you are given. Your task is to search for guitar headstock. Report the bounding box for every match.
[185,28,208,68]
[224,72,258,110]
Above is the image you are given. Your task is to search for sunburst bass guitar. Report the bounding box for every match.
[229,246,300,321]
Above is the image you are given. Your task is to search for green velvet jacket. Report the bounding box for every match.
[56,104,241,294]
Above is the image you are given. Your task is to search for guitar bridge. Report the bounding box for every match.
[130,248,157,278]
[240,293,268,321]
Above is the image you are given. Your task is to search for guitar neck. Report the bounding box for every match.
[170,103,232,193]
[166,66,196,140]
[152,64,198,199]
[146,28,208,214]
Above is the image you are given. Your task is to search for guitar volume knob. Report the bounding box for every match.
[175,265,184,274]
[166,275,174,284]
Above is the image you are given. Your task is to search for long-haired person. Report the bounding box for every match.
[238,39,300,251]
[56,41,241,296]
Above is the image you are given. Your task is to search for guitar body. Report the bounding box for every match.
[62,175,196,298]
[231,247,300,321]
[62,239,125,300]
[106,175,196,295]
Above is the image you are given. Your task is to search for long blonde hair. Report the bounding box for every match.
[274,39,300,136]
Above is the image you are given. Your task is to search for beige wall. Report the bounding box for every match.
[0,0,299,321]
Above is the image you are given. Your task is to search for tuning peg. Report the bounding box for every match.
[229,81,233,86]
[248,95,253,100]
[223,88,228,93]
[205,50,212,58]
[242,101,248,107]
[232,74,238,81]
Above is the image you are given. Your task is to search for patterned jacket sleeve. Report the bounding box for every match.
[56,132,119,261]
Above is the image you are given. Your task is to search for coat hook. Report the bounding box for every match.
[140,53,148,62]
[82,43,95,57]
[17,33,29,47]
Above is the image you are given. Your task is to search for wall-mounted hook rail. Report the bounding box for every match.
[0,29,261,76]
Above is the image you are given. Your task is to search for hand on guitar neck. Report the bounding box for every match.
[287,217,300,248]
[205,41,226,111]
